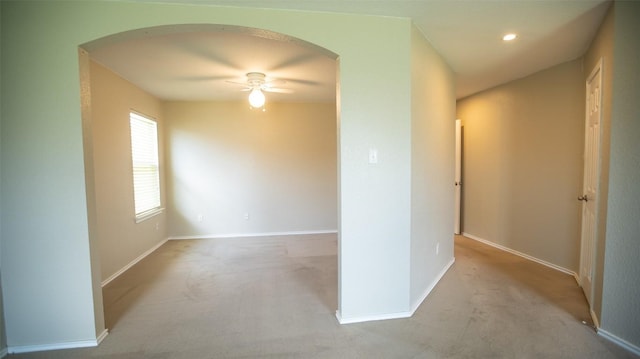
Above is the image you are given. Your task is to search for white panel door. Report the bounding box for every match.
[579,59,603,306]
[454,119,462,234]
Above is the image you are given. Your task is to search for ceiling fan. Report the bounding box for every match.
[227,72,292,108]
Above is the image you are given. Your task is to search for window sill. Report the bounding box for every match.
[135,208,164,223]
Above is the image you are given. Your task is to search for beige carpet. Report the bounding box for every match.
[9,234,637,358]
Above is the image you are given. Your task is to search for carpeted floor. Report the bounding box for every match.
[9,234,637,358]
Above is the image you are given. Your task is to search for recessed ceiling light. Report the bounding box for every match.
[503,33,517,41]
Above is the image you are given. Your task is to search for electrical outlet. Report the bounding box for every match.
[197,214,203,222]
[436,242,440,255]
[244,213,250,220]
[155,222,160,231]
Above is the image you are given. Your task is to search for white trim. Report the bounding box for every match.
[462,232,577,277]
[101,238,168,287]
[134,207,164,223]
[169,230,338,241]
[598,328,640,356]
[336,310,412,325]
[0,347,7,358]
[572,272,580,284]
[590,308,600,329]
[96,329,109,345]
[410,257,455,314]
[8,337,100,354]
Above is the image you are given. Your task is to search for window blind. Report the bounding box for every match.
[130,112,161,218]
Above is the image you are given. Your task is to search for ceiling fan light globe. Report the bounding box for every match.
[248,89,265,108]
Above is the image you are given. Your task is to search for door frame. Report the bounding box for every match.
[454,119,462,234]
[579,57,603,309]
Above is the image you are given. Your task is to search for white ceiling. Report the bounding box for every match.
[90,28,337,102]
[90,0,610,101]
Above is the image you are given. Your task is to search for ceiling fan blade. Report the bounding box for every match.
[264,79,287,87]
[281,78,323,86]
[174,40,243,72]
[269,54,318,72]
[226,80,250,86]
[263,87,293,94]
[177,75,235,82]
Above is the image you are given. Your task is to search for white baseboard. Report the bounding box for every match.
[598,328,640,356]
[336,309,412,325]
[410,257,456,314]
[8,336,100,354]
[101,238,168,287]
[462,232,577,278]
[590,308,600,329]
[169,230,338,241]
[335,257,455,325]
[96,329,109,345]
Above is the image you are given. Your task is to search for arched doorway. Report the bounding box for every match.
[79,24,340,336]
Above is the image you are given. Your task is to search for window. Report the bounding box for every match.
[130,112,162,221]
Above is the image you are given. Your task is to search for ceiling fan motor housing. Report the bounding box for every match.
[246,72,266,88]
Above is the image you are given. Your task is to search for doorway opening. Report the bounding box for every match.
[79,24,340,334]
[454,119,463,234]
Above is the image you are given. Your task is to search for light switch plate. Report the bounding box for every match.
[369,148,378,164]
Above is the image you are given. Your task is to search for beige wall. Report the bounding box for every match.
[600,0,640,348]
[89,60,168,283]
[409,25,456,309]
[164,101,337,238]
[582,2,613,323]
[456,59,585,272]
